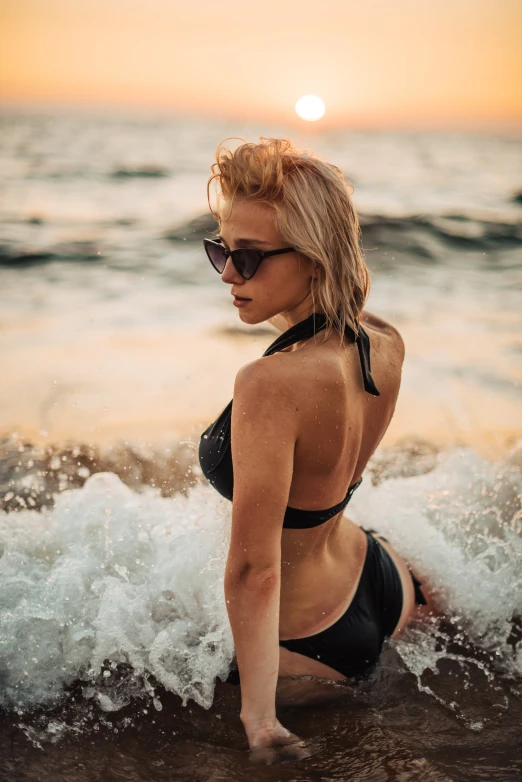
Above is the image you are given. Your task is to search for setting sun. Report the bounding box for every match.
[295,95,326,121]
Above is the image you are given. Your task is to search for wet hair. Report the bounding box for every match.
[207,137,371,342]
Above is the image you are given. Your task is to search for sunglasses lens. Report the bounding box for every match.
[234,249,263,280]
[203,241,264,279]
[204,240,226,273]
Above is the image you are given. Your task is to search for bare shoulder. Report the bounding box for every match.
[233,354,298,411]
[360,310,405,362]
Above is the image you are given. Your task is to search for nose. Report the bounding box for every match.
[220,255,243,285]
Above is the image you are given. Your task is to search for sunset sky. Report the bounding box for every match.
[1,0,521,130]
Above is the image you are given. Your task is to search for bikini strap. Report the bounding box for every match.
[263,312,380,397]
[262,311,328,356]
[355,326,380,396]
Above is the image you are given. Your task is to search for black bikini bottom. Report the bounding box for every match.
[225,529,427,685]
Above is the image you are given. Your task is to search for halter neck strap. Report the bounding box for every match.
[262,312,380,397]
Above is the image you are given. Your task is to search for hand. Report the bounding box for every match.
[243,717,310,765]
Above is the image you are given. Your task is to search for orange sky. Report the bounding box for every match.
[1,0,521,129]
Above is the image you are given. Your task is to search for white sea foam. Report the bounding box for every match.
[349,445,522,675]
[0,447,520,714]
[0,473,234,712]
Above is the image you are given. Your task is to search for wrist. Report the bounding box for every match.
[240,712,277,731]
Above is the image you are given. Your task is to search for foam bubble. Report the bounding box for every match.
[349,446,522,673]
[0,472,234,712]
[1,447,520,715]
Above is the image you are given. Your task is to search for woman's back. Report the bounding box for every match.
[276,314,404,519]
[232,313,403,647]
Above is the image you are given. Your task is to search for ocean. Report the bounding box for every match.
[0,106,521,780]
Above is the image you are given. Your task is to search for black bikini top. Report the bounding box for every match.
[198,312,380,529]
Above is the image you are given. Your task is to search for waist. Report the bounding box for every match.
[279,518,365,638]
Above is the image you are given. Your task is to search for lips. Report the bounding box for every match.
[232,295,251,301]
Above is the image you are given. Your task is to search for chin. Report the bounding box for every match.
[237,311,256,324]
[237,308,265,326]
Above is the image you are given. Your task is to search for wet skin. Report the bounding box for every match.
[218,198,428,758]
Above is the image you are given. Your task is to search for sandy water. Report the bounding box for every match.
[0,107,521,779]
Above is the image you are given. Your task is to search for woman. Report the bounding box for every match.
[198,137,428,762]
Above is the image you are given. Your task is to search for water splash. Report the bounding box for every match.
[1,445,520,718]
[0,472,234,713]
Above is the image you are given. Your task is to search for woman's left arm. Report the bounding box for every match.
[227,356,298,747]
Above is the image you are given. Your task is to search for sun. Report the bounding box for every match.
[295,95,326,121]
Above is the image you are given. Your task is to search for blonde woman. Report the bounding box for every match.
[198,138,428,762]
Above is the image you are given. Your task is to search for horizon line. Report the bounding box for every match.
[1,96,522,136]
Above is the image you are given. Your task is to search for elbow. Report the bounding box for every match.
[225,562,280,594]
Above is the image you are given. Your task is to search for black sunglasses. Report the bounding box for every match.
[203,238,295,280]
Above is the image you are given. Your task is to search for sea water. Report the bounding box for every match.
[1,445,521,714]
[1,106,521,779]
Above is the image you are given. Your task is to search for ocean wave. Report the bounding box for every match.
[0,435,198,514]
[2,209,520,269]
[109,166,170,179]
[166,211,522,258]
[1,440,520,717]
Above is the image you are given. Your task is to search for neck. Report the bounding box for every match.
[279,297,326,331]
[280,311,330,354]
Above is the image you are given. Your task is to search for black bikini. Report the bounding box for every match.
[199,312,426,681]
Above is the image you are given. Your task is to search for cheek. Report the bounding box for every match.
[273,256,309,283]
[248,258,311,305]
[279,258,312,290]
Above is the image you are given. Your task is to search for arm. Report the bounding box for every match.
[227,357,298,743]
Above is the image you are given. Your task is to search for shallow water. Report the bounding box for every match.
[1,108,522,778]
[1,667,521,781]
[1,441,521,778]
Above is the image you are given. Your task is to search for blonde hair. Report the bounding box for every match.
[207,137,370,343]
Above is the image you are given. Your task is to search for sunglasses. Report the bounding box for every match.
[203,238,295,280]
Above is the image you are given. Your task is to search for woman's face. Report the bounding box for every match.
[217,198,316,326]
